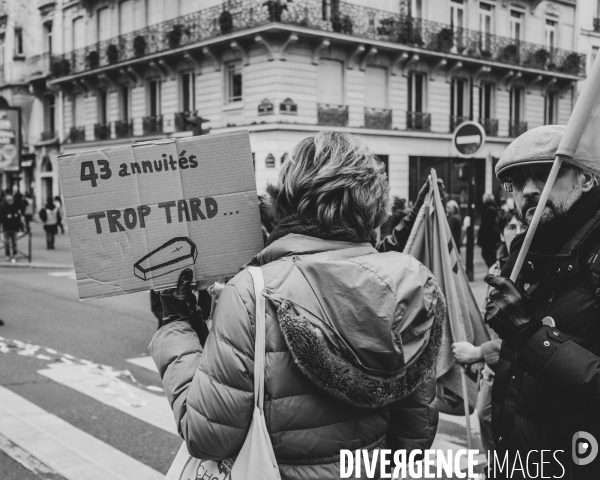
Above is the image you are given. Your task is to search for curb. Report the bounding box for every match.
[0,262,73,270]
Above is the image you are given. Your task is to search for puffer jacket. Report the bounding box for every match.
[150,234,445,480]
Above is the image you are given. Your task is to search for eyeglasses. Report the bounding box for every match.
[502,166,555,193]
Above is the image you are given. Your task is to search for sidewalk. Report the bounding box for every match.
[0,221,74,269]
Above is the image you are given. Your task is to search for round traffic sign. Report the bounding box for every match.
[452,121,486,158]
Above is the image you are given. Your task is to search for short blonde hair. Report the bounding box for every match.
[267,131,391,239]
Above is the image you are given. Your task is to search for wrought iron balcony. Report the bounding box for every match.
[407,112,431,131]
[143,115,163,135]
[174,111,198,132]
[27,53,51,78]
[594,18,600,33]
[49,0,586,79]
[318,104,348,127]
[68,126,86,143]
[40,130,57,141]
[94,123,111,140]
[449,115,469,132]
[365,108,392,129]
[479,118,498,137]
[114,119,134,138]
[509,121,528,137]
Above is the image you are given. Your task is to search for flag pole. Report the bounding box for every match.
[460,366,473,450]
[430,170,474,450]
[509,155,565,282]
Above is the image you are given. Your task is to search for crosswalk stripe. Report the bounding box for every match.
[38,362,177,435]
[126,356,159,373]
[0,432,66,480]
[0,386,163,480]
[47,270,76,279]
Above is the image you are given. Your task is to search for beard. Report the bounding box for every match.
[517,187,582,226]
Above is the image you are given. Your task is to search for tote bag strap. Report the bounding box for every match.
[247,266,266,412]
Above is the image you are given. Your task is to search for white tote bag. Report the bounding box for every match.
[165,267,281,480]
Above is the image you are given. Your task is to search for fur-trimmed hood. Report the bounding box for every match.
[256,234,446,409]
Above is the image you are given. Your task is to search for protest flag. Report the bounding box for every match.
[404,169,491,446]
[511,52,600,281]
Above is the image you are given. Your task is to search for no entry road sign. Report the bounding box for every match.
[452,121,486,158]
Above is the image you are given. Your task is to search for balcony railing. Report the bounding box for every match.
[479,118,498,137]
[407,112,431,131]
[509,121,528,137]
[40,130,57,141]
[143,115,163,135]
[68,126,86,143]
[94,123,111,140]
[49,0,586,79]
[27,52,51,78]
[365,107,392,129]
[318,104,349,127]
[449,115,469,132]
[115,119,134,138]
[594,18,600,33]
[174,111,198,132]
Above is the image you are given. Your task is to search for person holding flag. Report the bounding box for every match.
[484,125,600,478]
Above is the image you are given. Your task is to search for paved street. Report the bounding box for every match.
[0,229,490,479]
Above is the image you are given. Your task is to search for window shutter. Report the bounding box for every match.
[365,67,388,109]
[318,59,343,105]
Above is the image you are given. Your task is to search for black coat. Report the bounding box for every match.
[492,211,600,479]
[478,202,499,250]
[0,204,23,232]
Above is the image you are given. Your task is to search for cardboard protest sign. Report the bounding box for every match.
[58,131,264,300]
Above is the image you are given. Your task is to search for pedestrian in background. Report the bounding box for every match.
[445,199,462,249]
[54,196,65,234]
[477,193,500,268]
[39,199,59,250]
[451,209,524,460]
[23,193,33,233]
[0,194,23,262]
[150,131,445,479]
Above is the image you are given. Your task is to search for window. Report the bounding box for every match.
[97,7,111,42]
[0,34,5,71]
[73,17,85,50]
[98,90,108,125]
[47,95,55,133]
[44,23,53,54]
[318,59,344,105]
[365,67,388,109]
[410,0,422,18]
[408,72,425,113]
[376,154,389,175]
[479,3,493,51]
[181,72,196,112]
[119,0,134,34]
[147,0,163,26]
[545,19,557,50]
[73,93,85,126]
[479,82,494,119]
[226,63,242,103]
[322,0,339,21]
[510,10,523,41]
[450,78,468,118]
[14,28,24,56]
[120,85,130,121]
[450,0,464,29]
[545,92,558,125]
[510,87,524,124]
[148,79,161,116]
[593,46,599,71]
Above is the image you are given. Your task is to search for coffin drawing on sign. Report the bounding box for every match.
[134,237,198,281]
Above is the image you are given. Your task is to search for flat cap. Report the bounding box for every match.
[495,125,564,179]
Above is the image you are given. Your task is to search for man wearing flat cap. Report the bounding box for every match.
[484,125,600,479]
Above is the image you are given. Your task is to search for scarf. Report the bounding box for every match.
[267,215,376,247]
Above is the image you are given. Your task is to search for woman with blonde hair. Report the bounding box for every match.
[151,131,445,479]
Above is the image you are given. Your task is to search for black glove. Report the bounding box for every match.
[484,274,542,350]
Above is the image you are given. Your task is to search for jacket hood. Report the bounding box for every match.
[257,234,445,409]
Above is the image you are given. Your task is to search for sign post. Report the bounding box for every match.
[452,121,486,281]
